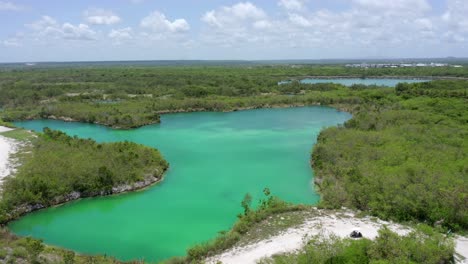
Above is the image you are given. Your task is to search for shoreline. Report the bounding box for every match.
[284,75,468,81]
[207,209,412,264]
[207,209,468,264]
[3,168,168,226]
[12,103,350,130]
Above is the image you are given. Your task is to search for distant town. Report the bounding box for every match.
[345,62,464,68]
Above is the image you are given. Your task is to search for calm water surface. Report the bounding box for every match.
[10,107,351,262]
[293,78,429,87]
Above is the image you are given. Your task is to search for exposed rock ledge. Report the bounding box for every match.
[4,173,165,225]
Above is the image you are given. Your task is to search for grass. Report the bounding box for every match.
[0,129,34,141]
[236,209,314,246]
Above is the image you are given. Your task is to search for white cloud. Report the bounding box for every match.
[442,0,468,33]
[62,23,96,40]
[253,20,272,30]
[141,11,189,33]
[202,2,266,28]
[199,0,452,52]
[352,0,431,14]
[2,38,21,47]
[28,16,97,41]
[27,16,59,31]
[84,9,121,25]
[288,13,312,27]
[278,0,307,11]
[0,1,21,11]
[415,18,433,31]
[109,27,133,44]
[3,0,468,60]
[200,2,271,47]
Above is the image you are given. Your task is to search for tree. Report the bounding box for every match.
[241,193,252,215]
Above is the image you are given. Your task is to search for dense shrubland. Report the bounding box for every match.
[261,225,454,264]
[165,190,306,263]
[0,65,466,262]
[167,193,456,264]
[0,66,467,128]
[312,80,468,231]
[0,128,168,223]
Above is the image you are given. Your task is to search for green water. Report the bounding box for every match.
[10,107,351,262]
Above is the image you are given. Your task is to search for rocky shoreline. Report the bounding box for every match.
[12,103,329,130]
[2,170,167,225]
[45,115,161,130]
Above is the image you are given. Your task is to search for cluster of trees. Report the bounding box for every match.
[0,128,168,223]
[312,81,468,231]
[0,65,466,262]
[0,66,467,128]
[396,80,468,98]
[262,225,454,264]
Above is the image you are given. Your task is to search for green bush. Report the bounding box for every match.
[312,83,468,231]
[0,128,169,222]
[262,226,454,264]
[184,191,305,262]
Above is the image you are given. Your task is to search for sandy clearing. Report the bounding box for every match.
[0,126,13,133]
[0,126,18,182]
[456,236,468,264]
[208,210,467,264]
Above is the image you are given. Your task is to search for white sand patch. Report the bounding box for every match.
[0,126,19,182]
[455,236,468,264]
[0,126,13,133]
[207,210,467,264]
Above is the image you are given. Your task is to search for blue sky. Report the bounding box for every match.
[0,0,467,62]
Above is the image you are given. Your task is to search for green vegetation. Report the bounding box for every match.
[165,189,306,263]
[0,128,169,223]
[0,65,467,262]
[167,194,456,264]
[1,66,466,128]
[0,129,34,141]
[313,80,468,231]
[261,225,454,264]
[0,118,13,128]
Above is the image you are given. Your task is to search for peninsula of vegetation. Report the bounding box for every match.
[0,127,168,224]
[0,64,466,263]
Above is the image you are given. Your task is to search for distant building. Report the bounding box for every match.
[345,62,453,68]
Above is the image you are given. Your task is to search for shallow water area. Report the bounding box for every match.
[10,107,351,262]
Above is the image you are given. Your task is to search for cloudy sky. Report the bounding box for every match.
[0,0,467,62]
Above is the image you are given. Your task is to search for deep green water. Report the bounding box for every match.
[10,107,351,262]
[299,78,428,86]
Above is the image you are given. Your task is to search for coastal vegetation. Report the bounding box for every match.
[0,128,169,223]
[260,225,455,264]
[0,66,467,128]
[0,65,467,262]
[182,189,305,262]
[167,194,456,264]
[312,80,468,231]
